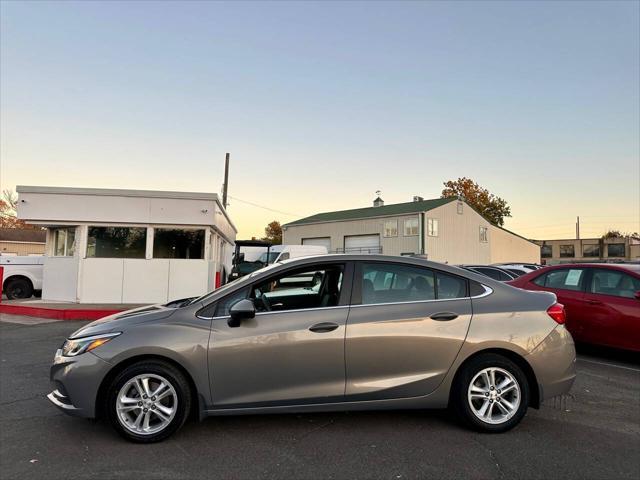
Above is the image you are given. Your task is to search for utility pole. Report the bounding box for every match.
[576,216,580,239]
[222,153,230,209]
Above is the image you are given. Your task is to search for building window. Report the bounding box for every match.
[427,218,438,237]
[541,245,552,258]
[479,226,488,243]
[559,245,575,258]
[583,244,600,258]
[52,227,76,257]
[607,243,625,257]
[87,227,147,258]
[457,201,463,214]
[383,220,398,237]
[153,229,205,259]
[404,218,419,236]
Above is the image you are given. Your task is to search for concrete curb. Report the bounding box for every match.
[0,304,124,320]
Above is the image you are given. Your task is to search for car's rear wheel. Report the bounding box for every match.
[452,353,529,432]
[106,360,191,443]
[4,277,34,299]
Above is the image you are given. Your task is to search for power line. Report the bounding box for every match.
[227,196,303,218]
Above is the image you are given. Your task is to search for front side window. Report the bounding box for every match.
[427,218,438,237]
[559,245,575,258]
[153,229,205,259]
[52,227,76,257]
[583,244,600,258]
[533,268,585,291]
[541,245,552,258]
[215,287,250,317]
[360,263,467,305]
[384,220,398,237]
[589,269,640,299]
[252,264,344,312]
[607,243,625,257]
[404,218,419,236]
[87,227,146,258]
[479,226,488,243]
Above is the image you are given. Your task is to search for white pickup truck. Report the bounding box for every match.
[0,256,44,299]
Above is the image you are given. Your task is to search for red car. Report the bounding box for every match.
[508,263,640,352]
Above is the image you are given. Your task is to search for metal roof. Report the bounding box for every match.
[284,197,456,226]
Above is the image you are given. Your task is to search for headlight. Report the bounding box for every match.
[61,332,121,357]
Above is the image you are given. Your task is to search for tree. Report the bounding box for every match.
[601,230,639,239]
[262,220,282,245]
[441,177,512,226]
[0,189,30,229]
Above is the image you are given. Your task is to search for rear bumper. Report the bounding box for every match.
[527,325,576,401]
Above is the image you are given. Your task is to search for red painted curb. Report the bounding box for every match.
[0,304,125,320]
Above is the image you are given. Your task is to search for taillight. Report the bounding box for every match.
[547,303,566,324]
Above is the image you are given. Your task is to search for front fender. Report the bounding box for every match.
[91,319,212,406]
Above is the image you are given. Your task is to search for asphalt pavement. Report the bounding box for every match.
[1,315,639,480]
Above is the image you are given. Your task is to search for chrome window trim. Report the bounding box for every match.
[198,304,349,321]
[197,285,494,319]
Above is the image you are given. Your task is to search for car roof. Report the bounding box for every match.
[532,263,640,274]
[278,254,505,280]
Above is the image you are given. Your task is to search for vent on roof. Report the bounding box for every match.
[373,190,384,207]
[413,196,424,202]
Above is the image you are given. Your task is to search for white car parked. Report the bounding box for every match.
[493,263,538,277]
[257,245,328,264]
[0,256,43,299]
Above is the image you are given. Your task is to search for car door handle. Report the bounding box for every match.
[430,312,459,321]
[309,322,340,333]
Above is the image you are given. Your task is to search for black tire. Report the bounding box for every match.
[4,277,34,299]
[451,353,529,433]
[106,360,191,443]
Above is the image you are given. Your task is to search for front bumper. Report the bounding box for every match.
[527,325,577,402]
[48,348,112,418]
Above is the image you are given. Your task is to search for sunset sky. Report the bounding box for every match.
[1,1,638,240]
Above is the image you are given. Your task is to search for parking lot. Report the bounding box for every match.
[0,314,638,480]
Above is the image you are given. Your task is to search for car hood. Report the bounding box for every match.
[69,304,177,339]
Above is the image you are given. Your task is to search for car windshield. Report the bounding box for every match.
[187,262,282,306]
[258,252,281,264]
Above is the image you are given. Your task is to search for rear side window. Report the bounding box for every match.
[360,263,468,304]
[589,269,640,298]
[436,272,467,299]
[362,263,435,304]
[533,269,585,291]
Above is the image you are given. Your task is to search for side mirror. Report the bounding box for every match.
[634,291,640,300]
[228,299,256,327]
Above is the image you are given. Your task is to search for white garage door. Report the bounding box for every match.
[302,237,332,251]
[344,234,380,254]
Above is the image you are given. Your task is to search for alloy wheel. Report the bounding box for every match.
[116,374,178,435]
[467,367,521,425]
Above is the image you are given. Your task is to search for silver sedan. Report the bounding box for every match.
[48,255,576,442]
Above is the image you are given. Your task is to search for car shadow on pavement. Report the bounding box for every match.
[575,343,640,365]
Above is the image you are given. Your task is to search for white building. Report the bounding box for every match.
[283,196,539,265]
[17,186,236,304]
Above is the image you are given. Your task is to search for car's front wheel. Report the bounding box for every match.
[452,353,529,432]
[106,360,191,443]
